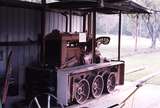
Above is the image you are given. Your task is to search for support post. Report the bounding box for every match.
[41,0,46,63]
[61,13,68,32]
[66,14,68,33]
[135,14,139,51]
[88,13,91,36]
[92,11,96,63]
[118,12,122,61]
[83,14,86,32]
[69,9,72,32]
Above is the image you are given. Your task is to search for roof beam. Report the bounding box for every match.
[0,0,42,10]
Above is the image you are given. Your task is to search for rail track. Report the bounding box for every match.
[107,70,160,108]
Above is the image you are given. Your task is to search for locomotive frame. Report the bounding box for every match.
[57,61,125,105]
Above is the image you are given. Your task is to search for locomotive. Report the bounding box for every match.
[25,0,125,107]
[26,30,124,107]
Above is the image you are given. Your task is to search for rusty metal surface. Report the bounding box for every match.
[58,61,124,74]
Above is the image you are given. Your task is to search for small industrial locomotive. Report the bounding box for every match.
[25,1,125,107]
[26,30,124,107]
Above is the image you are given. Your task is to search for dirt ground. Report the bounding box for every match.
[123,50,160,84]
[68,82,160,108]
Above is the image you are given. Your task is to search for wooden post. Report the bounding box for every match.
[64,14,68,32]
[83,14,86,32]
[135,15,139,51]
[41,0,46,64]
[92,11,96,63]
[88,13,91,37]
[69,9,72,32]
[118,12,122,61]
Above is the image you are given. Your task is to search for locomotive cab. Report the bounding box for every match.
[45,30,111,68]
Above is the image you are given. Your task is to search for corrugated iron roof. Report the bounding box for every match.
[47,0,98,9]
[101,0,149,14]
[47,0,150,14]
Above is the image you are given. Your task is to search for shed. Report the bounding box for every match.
[0,0,149,108]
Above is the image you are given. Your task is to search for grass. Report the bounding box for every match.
[123,52,160,83]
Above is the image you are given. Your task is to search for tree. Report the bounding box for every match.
[141,0,160,48]
[96,13,119,34]
[142,13,160,48]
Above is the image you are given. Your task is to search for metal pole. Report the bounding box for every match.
[92,11,96,63]
[118,12,122,61]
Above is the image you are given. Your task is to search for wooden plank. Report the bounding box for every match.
[0,99,2,108]
[18,46,25,95]
[0,7,7,42]
[2,51,13,105]
[7,8,11,42]
[29,9,34,41]
[0,41,38,46]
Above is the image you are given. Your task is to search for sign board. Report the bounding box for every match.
[79,32,87,42]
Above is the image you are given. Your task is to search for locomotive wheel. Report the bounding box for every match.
[106,72,116,93]
[91,75,104,98]
[28,93,64,108]
[75,79,90,104]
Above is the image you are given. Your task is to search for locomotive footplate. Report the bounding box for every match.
[57,60,124,106]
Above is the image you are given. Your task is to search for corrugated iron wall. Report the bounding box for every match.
[0,6,83,107]
[0,6,41,107]
[45,11,83,34]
